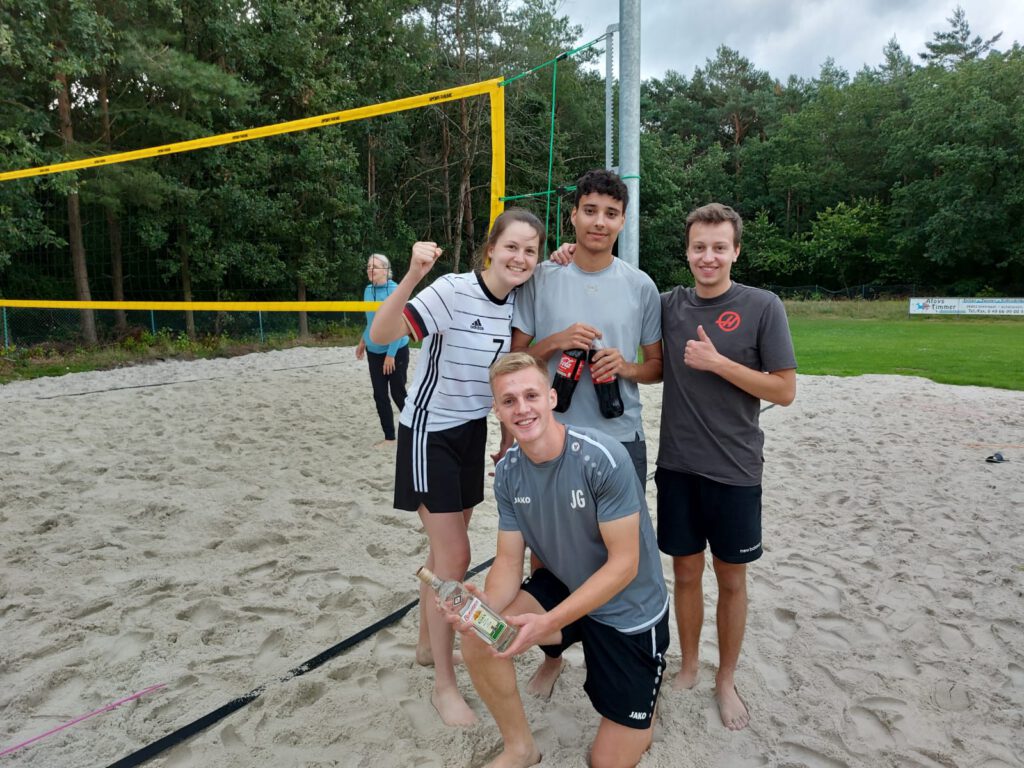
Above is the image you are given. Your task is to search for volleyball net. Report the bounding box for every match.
[0,32,613,350]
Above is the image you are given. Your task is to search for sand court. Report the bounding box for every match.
[1,347,1022,767]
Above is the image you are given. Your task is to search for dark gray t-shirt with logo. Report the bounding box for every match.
[659,282,797,486]
[494,426,668,634]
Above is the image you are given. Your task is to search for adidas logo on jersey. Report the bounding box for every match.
[470,319,484,330]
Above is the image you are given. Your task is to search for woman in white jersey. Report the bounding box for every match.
[370,208,543,726]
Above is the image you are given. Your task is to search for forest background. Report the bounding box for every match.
[1,1,1022,347]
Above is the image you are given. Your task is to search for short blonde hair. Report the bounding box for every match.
[489,352,547,389]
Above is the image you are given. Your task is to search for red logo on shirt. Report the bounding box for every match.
[716,311,741,332]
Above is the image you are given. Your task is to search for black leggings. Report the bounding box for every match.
[367,346,409,440]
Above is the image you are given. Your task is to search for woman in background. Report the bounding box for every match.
[356,253,409,445]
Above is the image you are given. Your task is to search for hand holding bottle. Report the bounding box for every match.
[589,340,625,419]
[418,567,519,652]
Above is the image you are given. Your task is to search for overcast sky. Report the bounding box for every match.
[559,0,1024,81]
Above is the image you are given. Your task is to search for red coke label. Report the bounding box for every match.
[557,354,582,380]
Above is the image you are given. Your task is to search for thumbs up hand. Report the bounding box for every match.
[684,324,722,372]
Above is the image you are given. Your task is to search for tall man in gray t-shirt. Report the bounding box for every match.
[449,352,668,768]
[509,168,663,698]
[658,203,797,731]
[509,169,663,483]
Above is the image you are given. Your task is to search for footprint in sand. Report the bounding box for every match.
[73,598,113,620]
[373,628,417,664]
[771,607,799,639]
[175,598,227,628]
[937,622,972,653]
[102,630,155,664]
[219,723,245,748]
[162,744,193,767]
[398,697,437,736]
[1006,662,1024,689]
[845,705,896,752]
[376,667,409,698]
[930,680,971,711]
[777,741,852,768]
[255,628,285,668]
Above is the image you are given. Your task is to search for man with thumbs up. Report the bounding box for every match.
[658,203,797,731]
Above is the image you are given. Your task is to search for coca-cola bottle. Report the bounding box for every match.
[552,348,587,413]
[589,348,624,419]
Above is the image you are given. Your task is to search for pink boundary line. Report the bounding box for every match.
[0,683,166,758]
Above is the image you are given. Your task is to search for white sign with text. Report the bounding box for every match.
[909,298,1024,316]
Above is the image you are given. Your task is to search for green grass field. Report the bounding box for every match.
[1,300,1022,389]
[786,301,1024,390]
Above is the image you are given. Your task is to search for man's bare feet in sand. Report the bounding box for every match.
[525,656,564,699]
[482,743,542,768]
[432,687,477,727]
[671,665,699,690]
[715,682,750,730]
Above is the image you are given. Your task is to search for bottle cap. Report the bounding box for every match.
[416,566,436,584]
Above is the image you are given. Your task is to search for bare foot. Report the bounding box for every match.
[671,666,699,690]
[482,744,542,768]
[715,683,750,730]
[431,687,477,727]
[415,645,463,667]
[525,656,565,699]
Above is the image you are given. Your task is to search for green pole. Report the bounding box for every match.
[150,310,156,335]
[258,311,265,343]
[2,306,9,350]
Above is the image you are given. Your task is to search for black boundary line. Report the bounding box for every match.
[106,556,496,768]
[102,401,780,760]
[33,362,347,400]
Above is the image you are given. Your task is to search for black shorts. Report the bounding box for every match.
[620,434,647,489]
[521,569,669,730]
[394,419,486,513]
[654,467,763,563]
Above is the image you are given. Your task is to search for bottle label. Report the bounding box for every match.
[459,596,508,642]
[556,354,581,380]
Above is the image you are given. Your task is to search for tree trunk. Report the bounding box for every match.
[440,113,452,247]
[451,99,473,273]
[99,71,127,333]
[297,276,309,339]
[55,68,97,345]
[367,134,376,201]
[179,221,196,339]
[107,208,127,333]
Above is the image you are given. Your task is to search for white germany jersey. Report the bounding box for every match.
[399,271,516,432]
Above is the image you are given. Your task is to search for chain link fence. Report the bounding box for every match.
[1,306,362,351]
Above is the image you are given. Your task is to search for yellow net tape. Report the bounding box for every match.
[0,299,381,312]
[1,78,507,312]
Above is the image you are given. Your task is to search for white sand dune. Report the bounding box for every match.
[1,348,1022,767]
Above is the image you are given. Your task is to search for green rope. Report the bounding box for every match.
[496,31,644,255]
[499,34,610,87]
[499,176,638,204]
[543,57,559,259]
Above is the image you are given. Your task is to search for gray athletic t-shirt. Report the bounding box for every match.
[659,282,797,486]
[512,259,661,443]
[494,426,668,633]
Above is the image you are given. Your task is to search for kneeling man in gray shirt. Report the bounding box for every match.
[450,352,669,768]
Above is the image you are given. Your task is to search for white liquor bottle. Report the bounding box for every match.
[416,566,518,652]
